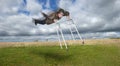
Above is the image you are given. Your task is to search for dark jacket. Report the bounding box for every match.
[42,12,60,25]
[42,9,70,25]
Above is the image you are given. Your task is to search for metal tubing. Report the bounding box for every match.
[56,25,63,49]
[58,24,68,49]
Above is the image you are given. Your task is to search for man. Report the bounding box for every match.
[33,8,70,25]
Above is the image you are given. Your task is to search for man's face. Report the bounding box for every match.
[58,12,64,18]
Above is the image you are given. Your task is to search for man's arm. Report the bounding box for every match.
[53,19,58,23]
[66,16,71,20]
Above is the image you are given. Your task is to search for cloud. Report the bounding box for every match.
[0,1,31,36]
[59,0,120,33]
[0,0,22,16]
[0,0,120,39]
[25,0,42,15]
[0,0,50,36]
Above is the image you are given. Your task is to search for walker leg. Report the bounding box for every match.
[59,25,68,49]
[71,19,85,44]
[69,26,75,41]
[56,26,63,49]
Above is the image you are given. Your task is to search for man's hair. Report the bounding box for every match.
[56,8,70,16]
[64,11,69,16]
[57,8,65,14]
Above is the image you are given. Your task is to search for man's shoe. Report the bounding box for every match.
[32,18,37,26]
[35,21,37,25]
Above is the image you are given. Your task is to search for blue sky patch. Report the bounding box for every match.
[18,0,76,15]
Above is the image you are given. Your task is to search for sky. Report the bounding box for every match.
[0,0,120,39]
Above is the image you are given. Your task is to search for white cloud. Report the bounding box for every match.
[57,0,120,39]
[0,0,22,15]
[25,0,42,15]
[59,0,120,31]
[0,0,120,39]
[104,32,118,37]
[59,0,73,10]
[0,0,51,36]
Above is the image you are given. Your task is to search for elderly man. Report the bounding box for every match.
[33,8,70,25]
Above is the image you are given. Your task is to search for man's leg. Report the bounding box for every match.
[33,19,46,25]
[41,12,48,18]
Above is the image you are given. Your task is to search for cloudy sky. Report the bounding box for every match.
[0,0,120,39]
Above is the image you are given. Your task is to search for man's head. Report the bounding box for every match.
[57,8,70,18]
[57,8,65,18]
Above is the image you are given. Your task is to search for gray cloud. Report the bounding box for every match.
[0,0,120,39]
[59,0,120,33]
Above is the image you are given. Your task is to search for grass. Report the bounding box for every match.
[0,44,120,66]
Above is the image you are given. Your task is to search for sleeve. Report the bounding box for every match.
[56,17,68,23]
[48,13,56,19]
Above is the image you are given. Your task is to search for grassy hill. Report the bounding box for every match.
[0,39,120,66]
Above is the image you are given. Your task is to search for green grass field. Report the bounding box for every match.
[0,44,120,66]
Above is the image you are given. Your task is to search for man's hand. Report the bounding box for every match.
[66,16,71,20]
[54,19,58,22]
